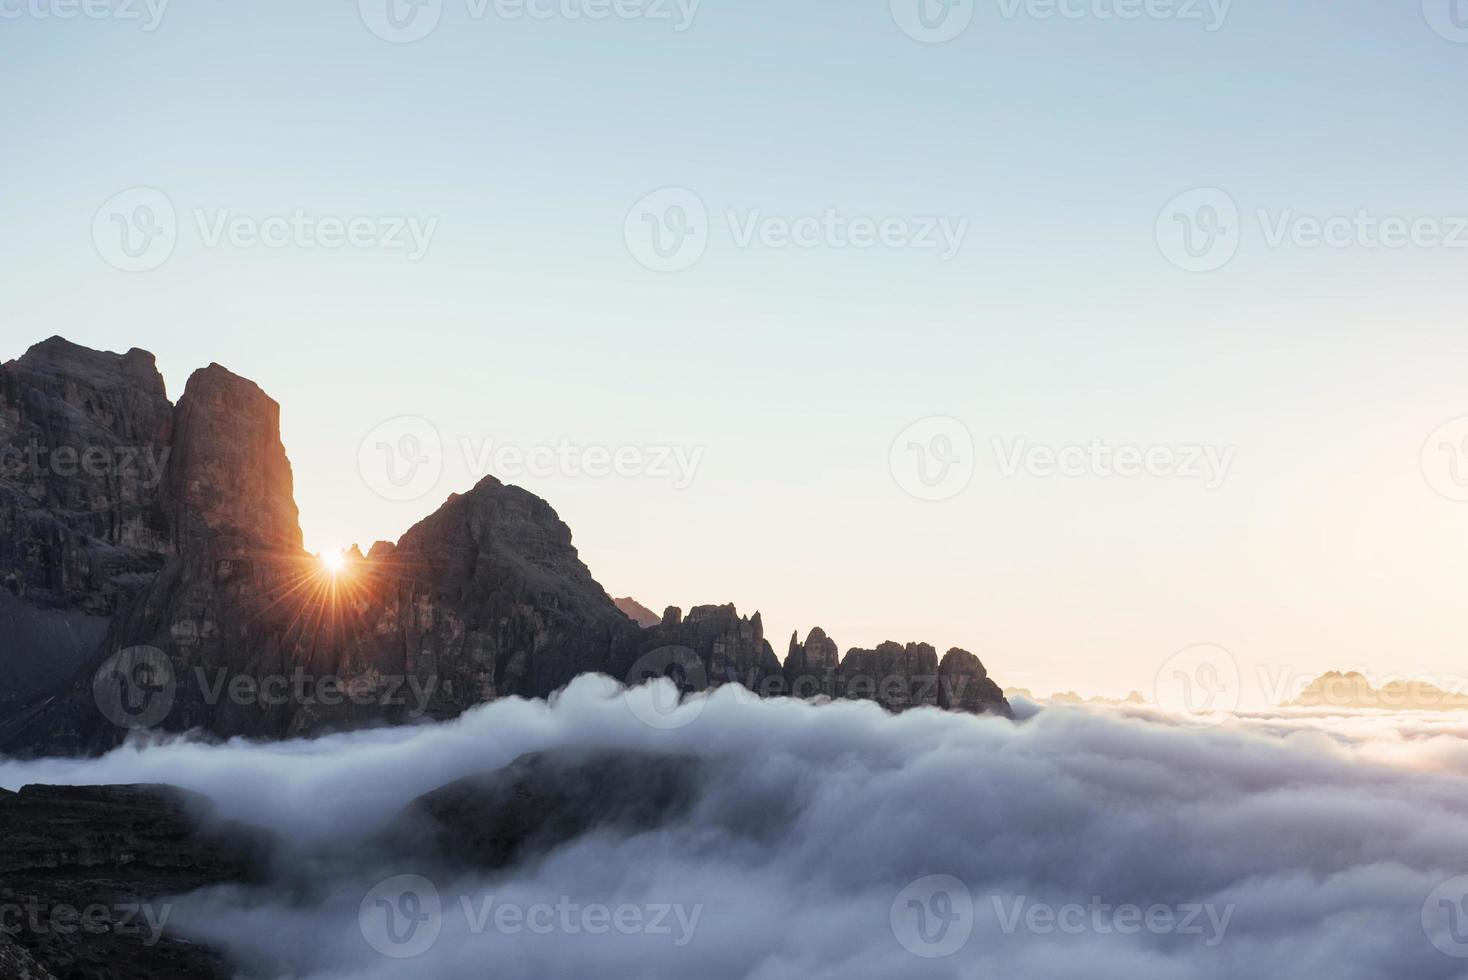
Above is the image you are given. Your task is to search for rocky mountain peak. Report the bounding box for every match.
[169,362,303,553]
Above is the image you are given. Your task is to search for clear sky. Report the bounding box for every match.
[3,0,1467,701]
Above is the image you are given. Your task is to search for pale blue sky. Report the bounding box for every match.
[3,0,1467,699]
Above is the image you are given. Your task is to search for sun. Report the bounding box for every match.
[321,551,346,575]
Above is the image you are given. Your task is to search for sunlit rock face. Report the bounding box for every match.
[5,360,320,751]
[614,595,662,628]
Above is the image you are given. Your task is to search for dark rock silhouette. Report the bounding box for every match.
[0,783,267,979]
[0,338,1009,755]
[381,749,703,870]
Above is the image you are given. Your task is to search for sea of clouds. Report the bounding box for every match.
[3,676,1468,979]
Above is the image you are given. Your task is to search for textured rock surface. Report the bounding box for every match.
[626,603,783,693]
[381,749,702,869]
[937,648,1010,716]
[1,337,1010,755]
[7,363,320,752]
[0,338,174,613]
[836,641,942,711]
[783,627,841,698]
[318,476,638,728]
[0,338,174,711]
[0,784,267,980]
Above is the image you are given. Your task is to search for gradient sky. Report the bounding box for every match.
[3,0,1466,701]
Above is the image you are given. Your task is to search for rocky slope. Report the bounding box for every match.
[0,783,267,979]
[0,337,1009,755]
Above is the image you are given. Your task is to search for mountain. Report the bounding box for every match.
[0,338,1009,755]
[0,782,267,978]
[614,596,662,628]
[1289,671,1468,710]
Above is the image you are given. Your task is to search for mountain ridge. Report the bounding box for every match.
[0,337,1009,755]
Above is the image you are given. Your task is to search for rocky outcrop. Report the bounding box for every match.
[836,641,942,711]
[7,363,320,752]
[1,337,1012,756]
[624,603,782,694]
[317,476,637,728]
[0,783,267,980]
[614,596,661,628]
[783,627,840,698]
[381,750,702,870]
[0,338,174,710]
[937,648,1009,715]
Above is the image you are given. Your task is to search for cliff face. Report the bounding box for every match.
[0,783,264,979]
[310,476,637,730]
[0,337,1009,755]
[0,339,175,712]
[625,604,784,695]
